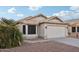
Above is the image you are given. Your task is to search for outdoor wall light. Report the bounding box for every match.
[45,26,47,29]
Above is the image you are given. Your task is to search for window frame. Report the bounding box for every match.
[72,27,76,32]
[23,25,26,34]
[28,25,36,34]
[77,27,79,32]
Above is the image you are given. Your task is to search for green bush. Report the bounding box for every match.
[0,18,23,48]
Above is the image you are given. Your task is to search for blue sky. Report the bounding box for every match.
[0,6,79,20]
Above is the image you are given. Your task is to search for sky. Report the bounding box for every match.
[0,6,79,21]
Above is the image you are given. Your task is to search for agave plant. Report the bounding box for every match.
[0,18,23,48]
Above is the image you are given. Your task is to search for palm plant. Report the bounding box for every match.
[0,18,23,48]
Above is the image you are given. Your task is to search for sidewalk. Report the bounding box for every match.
[24,39,50,43]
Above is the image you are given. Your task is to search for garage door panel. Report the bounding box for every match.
[47,26,66,38]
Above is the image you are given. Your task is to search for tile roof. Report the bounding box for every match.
[17,14,65,25]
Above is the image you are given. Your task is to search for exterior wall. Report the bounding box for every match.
[21,16,47,25]
[18,23,68,39]
[38,24,45,38]
[17,24,24,34]
[37,25,40,37]
[26,25,38,39]
[17,24,38,39]
[49,18,62,23]
[44,24,48,39]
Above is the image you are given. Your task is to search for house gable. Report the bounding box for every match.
[70,21,79,27]
[66,19,79,26]
[18,14,48,25]
[48,16,63,23]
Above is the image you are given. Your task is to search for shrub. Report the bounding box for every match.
[0,18,23,48]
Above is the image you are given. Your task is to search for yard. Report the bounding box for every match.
[0,39,79,52]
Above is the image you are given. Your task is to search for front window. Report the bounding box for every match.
[72,27,76,32]
[28,25,36,34]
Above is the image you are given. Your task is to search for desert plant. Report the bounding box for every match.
[0,18,23,48]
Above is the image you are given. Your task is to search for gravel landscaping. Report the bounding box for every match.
[0,40,79,52]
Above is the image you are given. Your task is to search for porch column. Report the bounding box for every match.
[36,25,38,35]
[76,25,78,38]
[76,25,77,33]
[35,25,38,38]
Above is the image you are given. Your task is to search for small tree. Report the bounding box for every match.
[0,18,23,48]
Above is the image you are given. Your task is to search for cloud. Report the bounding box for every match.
[8,7,16,14]
[0,7,24,18]
[53,11,68,16]
[16,14,24,17]
[28,6,42,11]
[7,7,24,17]
[70,6,79,12]
[53,6,79,20]
[0,11,7,14]
[53,10,74,16]
[70,6,79,10]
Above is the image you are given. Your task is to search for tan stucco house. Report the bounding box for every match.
[17,14,69,39]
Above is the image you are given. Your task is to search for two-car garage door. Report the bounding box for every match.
[46,26,67,38]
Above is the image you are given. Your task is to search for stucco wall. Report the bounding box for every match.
[17,24,38,39]
[17,24,23,33]
[48,18,63,23]
[38,24,45,38]
[21,16,47,25]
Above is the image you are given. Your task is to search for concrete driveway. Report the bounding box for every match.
[25,37,79,48]
[49,37,79,48]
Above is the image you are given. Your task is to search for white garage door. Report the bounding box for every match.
[46,26,66,38]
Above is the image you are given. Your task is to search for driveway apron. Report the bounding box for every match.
[49,37,79,48]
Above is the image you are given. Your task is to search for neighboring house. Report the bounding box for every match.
[66,19,79,38]
[17,14,68,39]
